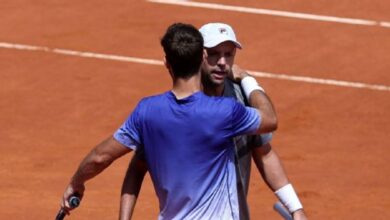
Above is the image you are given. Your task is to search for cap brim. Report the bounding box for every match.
[203,36,242,49]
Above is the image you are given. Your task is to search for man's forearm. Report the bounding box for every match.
[61,137,131,212]
[247,90,278,133]
[252,144,289,191]
[71,149,113,185]
[119,155,148,220]
[120,194,137,220]
[230,65,278,133]
[239,75,278,133]
[253,144,306,218]
[72,137,129,185]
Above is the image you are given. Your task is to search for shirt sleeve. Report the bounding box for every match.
[113,102,143,151]
[230,100,261,137]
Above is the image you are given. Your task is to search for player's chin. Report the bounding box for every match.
[210,77,225,86]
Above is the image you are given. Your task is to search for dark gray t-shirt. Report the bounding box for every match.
[223,79,273,220]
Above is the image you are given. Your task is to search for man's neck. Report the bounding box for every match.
[171,73,202,99]
[203,81,224,97]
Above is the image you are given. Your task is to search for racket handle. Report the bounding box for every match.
[55,209,66,220]
[69,196,81,208]
[274,201,293,220]
[55,195,81,220]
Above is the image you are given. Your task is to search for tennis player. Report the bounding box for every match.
[60,23,277,219]
[119,23,307,220]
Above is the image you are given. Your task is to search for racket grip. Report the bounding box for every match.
[274,201,293,220]
[69,196,81,208]
[55,209,66,220]
[55,195,81,220]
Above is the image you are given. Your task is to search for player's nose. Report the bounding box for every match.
[217,56,227,66]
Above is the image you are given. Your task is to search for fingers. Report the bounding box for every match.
[230,64,251,82]
[60,184,85,213]
[232,64,240,73]
[229,64,242,82]
[61,186,71,207]
[60,196,76,216]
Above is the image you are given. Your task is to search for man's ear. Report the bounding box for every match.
[164,56,169,69]
[164,56,174,78]
[203,49,207,60]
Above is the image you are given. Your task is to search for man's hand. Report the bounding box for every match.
[61,182,85,214]
[292,209,308,220]
[229,64,251,82]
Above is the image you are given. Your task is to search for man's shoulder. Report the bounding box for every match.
[130,92,169,117]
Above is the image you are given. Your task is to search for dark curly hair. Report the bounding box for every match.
[161,23,204,79]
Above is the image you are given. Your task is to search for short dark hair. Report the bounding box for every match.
[161,23,204,79]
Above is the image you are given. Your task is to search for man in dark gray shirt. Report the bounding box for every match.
[119,23,307,220]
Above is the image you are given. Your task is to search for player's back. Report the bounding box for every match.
[135,91,258,220]
[115,90,259,220]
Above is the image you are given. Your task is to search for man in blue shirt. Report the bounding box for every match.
[59,23,277,219]
[119,23,307,220]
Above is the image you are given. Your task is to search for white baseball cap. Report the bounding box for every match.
[199,23,242,49]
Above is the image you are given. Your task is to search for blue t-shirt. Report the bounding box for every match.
[114,91,260,220]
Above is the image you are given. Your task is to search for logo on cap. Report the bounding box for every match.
[219,28,228,35]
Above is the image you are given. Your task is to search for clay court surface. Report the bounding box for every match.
[1,0,389,219]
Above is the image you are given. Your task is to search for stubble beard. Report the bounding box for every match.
[202,71,225,96]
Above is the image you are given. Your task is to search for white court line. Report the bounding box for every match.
[380,22,390,28]
[148,0,390,28]
[249,71,390,91]
[0,42,164,66]
[1,42,389,92]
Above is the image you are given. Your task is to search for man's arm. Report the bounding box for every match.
[248,90,278,133]
[61,136,131,214]
[252,143,307,220]
[119,153,148,220]
[231,64,278,134]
